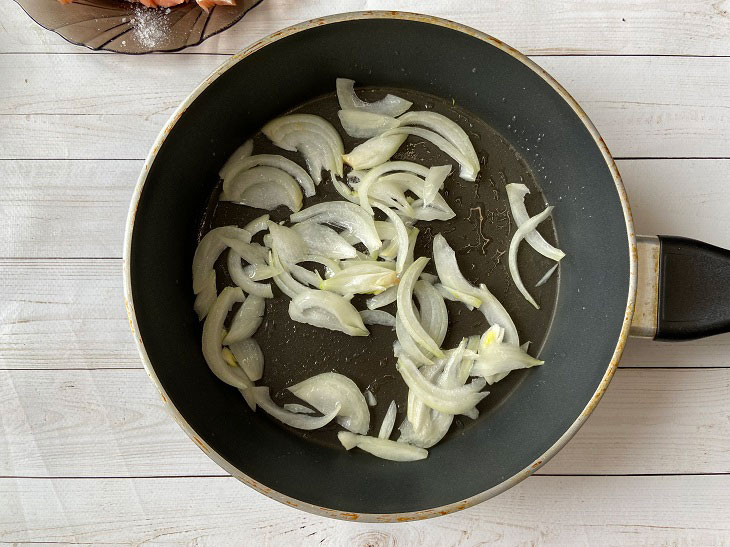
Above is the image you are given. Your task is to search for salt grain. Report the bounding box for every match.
[130,5,169,49]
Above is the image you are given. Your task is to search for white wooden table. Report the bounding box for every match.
[1,1,729,544]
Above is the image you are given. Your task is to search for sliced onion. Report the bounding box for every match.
[404,227,420,272]
[267,221,308,269]
[409,197,456,221]
[283,403,316,414]
[509,206,555,309]
[433,233,519,345]
[397,257,444,358]
[243,262,281,281]
[365,285,398,310]
[364,390,377,406]
[382,127,478,181]
[336,78,412,117]
[252,386,340,430]
[420,272,438,284]
[506,184,564,261]
[405,363,441,434]
[422,165,451,206]
[378,400,398,440]
[219,139,253,181]
[342,133,407,170]
[292,221,357,260]
[227,337,264,382]
[338,110,400,138]
[320,263,399,295]
[413,280,448,347]
[243,214,270,237]
[398,111,480,174]
[300,255,341,278]
[436,283,481,310]
[374,220,397,241]
[227,250,274,299]
[330,174,360,203]
[396,355,487,415]
[289,289,369,336]
[223,294,265,344]
[535,263,559,288]
[221,166,303,212]
[395,313,434,366]
[290,201,381,253]
[222,154,315,198]
[193,270,217,320]
[202,287,255,407]
[193,226,251,294]
[471,342,543,380]
[360,309,396,327]
[373,202,410,274]
[289,264,322,288]
[262,114,344,182]
[365,179,415,216]
[355,161,429,215]
[269,251,308,299]
[338,431,427,462]
[288,372,370,434]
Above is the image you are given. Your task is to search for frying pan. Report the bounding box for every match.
[122,11,730,521]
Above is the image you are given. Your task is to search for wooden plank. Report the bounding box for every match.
[1,475,728,543]
[0,259,138,369]
[4,0,730,56]
[1,55,729,159]
[4,159,730,259]
[1,368,728,477]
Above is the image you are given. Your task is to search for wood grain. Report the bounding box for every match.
[1,475,728,544]
[1,368,728,477]
[3,0,730,57]
[1,55,728,159]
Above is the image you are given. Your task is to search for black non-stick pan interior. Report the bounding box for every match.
[129,17,631,515]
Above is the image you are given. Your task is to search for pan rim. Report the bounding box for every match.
[122,10,637,522]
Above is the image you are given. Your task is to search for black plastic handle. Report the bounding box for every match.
[656,236,730,340]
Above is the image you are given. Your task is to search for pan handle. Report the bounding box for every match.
[631,235,730,340]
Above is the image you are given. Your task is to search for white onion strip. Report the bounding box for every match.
[509,206,555,309]
[338,431,427,462]
[378,400,398,440]
[320,263,398,295]
[243,214,270,236]
[193,270,217,320]
[373,202,409,274]
[338,110,400,138]
[288,372,370,434]
[366,285,398,310]
[397,257,444,358]
[252,387,340,430]
[292,221,357,260]
[342,134,407,170]
[222,154,316,198]
[228,250,274,299]
[201,287,255,408]
[413,279,448,347]
[219,139,253,181]
[336,78,413,117]
[283,403,316,414]
[221,166,303,212]
[382,127,477,181]
[290,201,381,253]
[360,309,396,327]
[355,161,430,215]
[422,165,451,206]
[396,355,487,415]
[192,226,251,294]
[227,338,264,382]
[506,184,564,262]
[222,294,265,345]
[535,263,559,287]
[289,289,369,336]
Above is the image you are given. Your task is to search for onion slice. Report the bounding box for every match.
[397,257,444,358]
[320,263,398,295]
[288,372,370,434]
[222,294,265,345]
[338,431,427,462]
[221,166,303,212]
[342,134,407,170]
[364,390,377,406]
[192,226,251,294]
[193,270,217,320]
[396,354,487,415]
[267,221,308,270]
[382,127,478,181]
[283,403,315,414]
[252,386,340,430]
[373,202,410,274]
[262,114,344,182]
[219,139,253,181]
[422,165,451,206]
[227,337,264,382]
[289,289,369,336]
[202,287,255,407]
[338,110,400,138]
[470,325,544,382]
[433,233,519,346]
[366,285,398,310]
[508,206,555,309]
[292,221,357,260]
[360,309,396,327]
[378,400,398,440]
[290,201,381,253]
[398,111,480,174]
[535,263,559,287]
[228,250,274,299]
[413,279,448,347]
[506,184,564,261]
[336,78,413,117]
[355,161,430,215]
[222,154,316,198]
[243,214,270,236]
